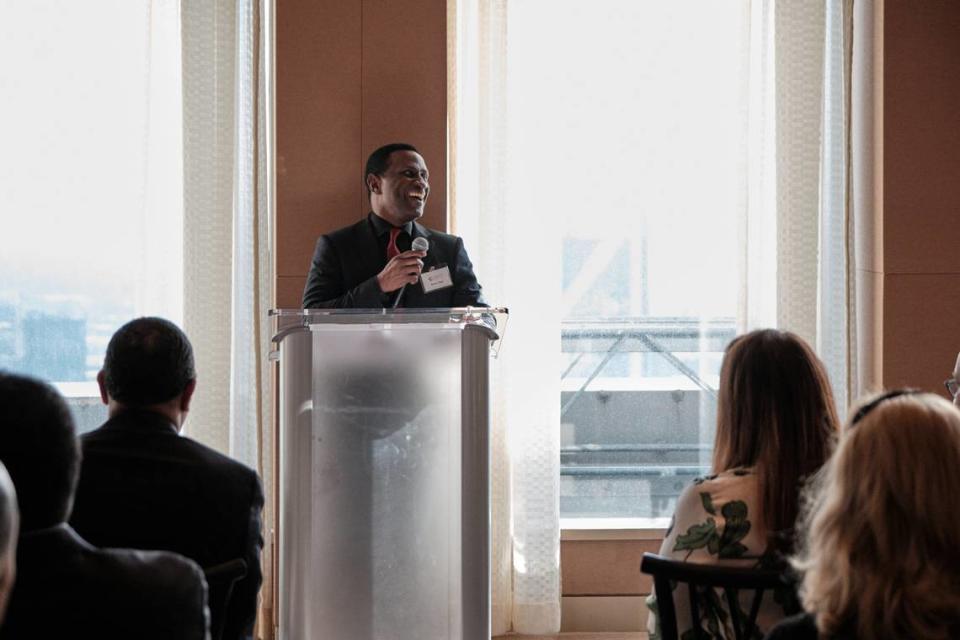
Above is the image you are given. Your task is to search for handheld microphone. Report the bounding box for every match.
[392,236,429,309]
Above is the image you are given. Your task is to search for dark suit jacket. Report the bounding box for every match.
[1,524,208,639]
[302,214,486,308]
[70,409,264,640]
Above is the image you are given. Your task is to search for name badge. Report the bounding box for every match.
[421,265,453,293]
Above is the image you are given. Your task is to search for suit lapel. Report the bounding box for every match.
[346,217,384,282]
[342,219,446,307]
[411,223,433,265]
[405,223,443,307]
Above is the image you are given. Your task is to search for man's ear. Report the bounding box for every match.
[180,378,197,413]
[96,370,109,405]
[366,173,381,195]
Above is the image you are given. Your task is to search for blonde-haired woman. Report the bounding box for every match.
[647,329,840,638]
[766,391,960,640]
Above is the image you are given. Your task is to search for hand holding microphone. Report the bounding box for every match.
[376,237,429,308]
[391,237,429,308]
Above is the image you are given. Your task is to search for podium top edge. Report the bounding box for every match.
[269,307,508,317]
[270,308,508,352]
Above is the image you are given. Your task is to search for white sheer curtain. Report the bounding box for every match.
[181,0,275,634]
[750,0,855,415]
[451,0,561,634]
[451,0,853,635]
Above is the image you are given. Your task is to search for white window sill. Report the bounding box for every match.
[561,517,670,541]
[51,381,100,399]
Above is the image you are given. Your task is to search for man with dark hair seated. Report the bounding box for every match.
[0,462,18,624]
[70,317,264,640]
[0,372,209,639]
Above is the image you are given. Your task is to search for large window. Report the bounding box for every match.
[498,2,748,520]
[0,1,183,431]
[468,0,849,523]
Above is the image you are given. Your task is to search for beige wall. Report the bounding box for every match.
[560,535,658,630]
[881,0,960,393]
[275,0,448,309]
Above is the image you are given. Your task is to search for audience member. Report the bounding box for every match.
[0,372,209,639]
[766,391,960,640]
[647,329,840,638]
[70,317,264,640]
[0,463,17,624]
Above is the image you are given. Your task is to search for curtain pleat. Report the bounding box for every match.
[773,1,826,346]
[181,1,274,636]
[450,0,562,634]
[841,0,858,406]
[181,0,236,454]
[770,0,854,416]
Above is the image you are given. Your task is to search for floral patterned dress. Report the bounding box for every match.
[646,467,798,640]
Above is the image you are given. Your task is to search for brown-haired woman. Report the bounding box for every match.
[766,392,960,640]
[646,329,840,639]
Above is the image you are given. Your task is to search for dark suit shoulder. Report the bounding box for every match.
[6,527,208,640]
[324,218,373,246]
[165,434,259,481]
[413,222,460,247]
[100,545,206,599]
[97,547,209,639]
[83,422,259,485]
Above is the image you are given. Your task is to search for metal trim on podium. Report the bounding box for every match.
[271,307,506,640]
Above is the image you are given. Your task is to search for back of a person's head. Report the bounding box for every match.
[713,329,840,540]
[103,317,195,407]
[0,462,17,623]
[797,391,960,640]
[0,372,79,532]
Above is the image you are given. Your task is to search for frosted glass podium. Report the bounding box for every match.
[272,308,506,640]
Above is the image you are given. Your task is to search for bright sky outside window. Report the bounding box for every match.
[505,0,748,519]
[0,1,183,400]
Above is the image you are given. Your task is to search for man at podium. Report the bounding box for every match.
[302,143,487,309]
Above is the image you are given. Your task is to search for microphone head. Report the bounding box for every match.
[411,237,429,253]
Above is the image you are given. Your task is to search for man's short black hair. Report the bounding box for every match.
[0,372,79,531]
[103,317,196,406]
[364,143,419,197]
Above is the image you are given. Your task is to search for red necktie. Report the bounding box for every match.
[386,227,401,260]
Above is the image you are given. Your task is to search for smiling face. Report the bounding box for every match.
[367,150,430,226]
